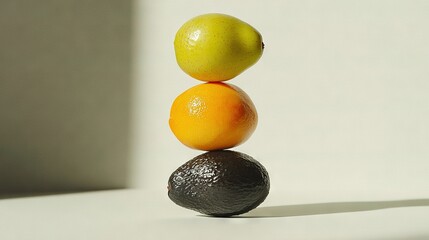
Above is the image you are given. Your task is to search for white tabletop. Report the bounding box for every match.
[1,189,428,240]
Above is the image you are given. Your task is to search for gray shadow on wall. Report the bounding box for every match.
[0,0,134,196]
[241,199,429,218]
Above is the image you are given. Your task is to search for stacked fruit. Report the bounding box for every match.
[167,13,270,217]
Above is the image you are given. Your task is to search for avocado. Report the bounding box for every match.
[167,150,270,217]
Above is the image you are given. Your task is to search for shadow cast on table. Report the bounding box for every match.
[239,199,429,218]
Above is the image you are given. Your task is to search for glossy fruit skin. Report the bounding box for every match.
[174,13,264,81]
[169,82,257,151]
[168,150,270,217]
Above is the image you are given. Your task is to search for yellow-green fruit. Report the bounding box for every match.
[174,13,264,82]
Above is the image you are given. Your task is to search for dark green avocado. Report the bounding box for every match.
[167,150,270,217]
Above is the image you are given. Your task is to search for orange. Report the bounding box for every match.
[169,82,257,151]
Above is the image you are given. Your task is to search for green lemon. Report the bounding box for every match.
[174,13,264,82]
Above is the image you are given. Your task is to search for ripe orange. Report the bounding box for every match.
[169,82,258,151]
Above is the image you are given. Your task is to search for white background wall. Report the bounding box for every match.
[132,0,429,199]
[1,0,428,198]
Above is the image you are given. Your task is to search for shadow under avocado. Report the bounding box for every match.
[239,199,429,218]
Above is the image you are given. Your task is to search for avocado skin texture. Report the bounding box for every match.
[168,150,270,217]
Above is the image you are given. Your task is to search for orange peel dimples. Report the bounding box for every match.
[169,82,257,151]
